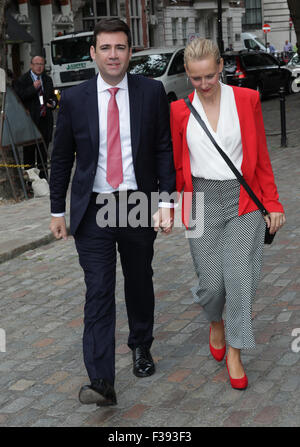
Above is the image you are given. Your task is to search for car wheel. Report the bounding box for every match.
[284,78,293,95]
[256,83,263,101]
[291,77,300,93]
[167,93,177,104]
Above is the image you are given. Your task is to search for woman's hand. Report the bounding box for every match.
[263,212,286,234]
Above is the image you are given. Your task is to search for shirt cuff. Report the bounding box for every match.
[158,202,177,208]
[51,213,65,217]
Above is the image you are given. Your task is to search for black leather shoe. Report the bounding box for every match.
[133,345,155,377]
[79,379,117,406]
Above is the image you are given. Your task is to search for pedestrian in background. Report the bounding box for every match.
[283,40,293,61]
[283,40,293,53]
[266,42,276,55]
[170,38,286,390]
[14,56,57,179]
[49,19,175,407]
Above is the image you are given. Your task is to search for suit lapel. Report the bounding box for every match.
[85,76,99,158]
[232,86,253,176]
[84,74,142,162]
[128,73,142,164]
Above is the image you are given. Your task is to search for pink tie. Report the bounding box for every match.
[106,87,123,189]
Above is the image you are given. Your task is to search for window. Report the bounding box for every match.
[168,50,185,76]
[242,54,266,68]
[129,53,173,77]
[52,0,62,14]
[205,16,213,39]
[130,0,142,47]
[82,0,120,31]
[242,0,262,31]
[172,18,178,45]
[51,35,94,65]
[223,55,237,73]
[244,38,260,51]
[182,19,188,46]
[260,54,278,67]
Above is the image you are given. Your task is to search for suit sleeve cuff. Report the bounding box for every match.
[158,202,177,208]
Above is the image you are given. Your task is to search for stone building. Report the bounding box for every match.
[261,0,296,52]
[152,1,245,50]
[240,1,296,51]
[5,0,297,78]
[6,0,151,76]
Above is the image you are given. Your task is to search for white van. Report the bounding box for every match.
[128,47,193,103]
[241,33,267,52]
[50,32,97,91]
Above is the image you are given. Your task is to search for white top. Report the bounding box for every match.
[93,72,138,193]
[186,82,243,180]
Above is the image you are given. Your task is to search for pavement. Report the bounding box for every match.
[0,92,299,428]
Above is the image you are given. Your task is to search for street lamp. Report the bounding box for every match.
[217,0,224,53]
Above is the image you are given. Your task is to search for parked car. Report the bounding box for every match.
[128,47,193,103]
[284,52,300,92]
[222,50,292,99]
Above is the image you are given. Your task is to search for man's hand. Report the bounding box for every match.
[33,79,42,90]
[153,207,174,235]
[263,212,286,235]
[49,216,68,240]
[46,100,56,109]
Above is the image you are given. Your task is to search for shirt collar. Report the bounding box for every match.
[30,70,39,80]
[97,72,128,93]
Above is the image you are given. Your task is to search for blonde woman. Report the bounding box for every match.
[170,38,285,389]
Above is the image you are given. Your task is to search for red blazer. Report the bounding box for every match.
[170,86,284,228]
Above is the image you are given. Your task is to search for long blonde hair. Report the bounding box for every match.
[184,38,221,68]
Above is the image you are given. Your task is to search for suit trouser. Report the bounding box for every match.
[74,193,157,384]
[23,116,50,179]
[188,178,265,349]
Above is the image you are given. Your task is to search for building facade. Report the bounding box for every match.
[242,0,296,52]
[7,0,150,76]
[5,0,297,79]
[149,1,246,50]
[262,0,295,52]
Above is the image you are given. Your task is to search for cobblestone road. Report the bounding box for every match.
[0,93,299,427]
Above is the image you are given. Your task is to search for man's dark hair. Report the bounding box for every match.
[93,18,132,48]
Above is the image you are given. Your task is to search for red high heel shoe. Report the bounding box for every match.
[209,322,226,362]
[225,356,248,390]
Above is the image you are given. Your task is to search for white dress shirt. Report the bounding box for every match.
[187,82,243,180]
[93,73,138,193]
[51,73,172,217]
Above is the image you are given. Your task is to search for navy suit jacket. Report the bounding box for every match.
[50,73,176,235]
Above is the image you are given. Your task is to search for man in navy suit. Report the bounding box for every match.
[49,19,176,406]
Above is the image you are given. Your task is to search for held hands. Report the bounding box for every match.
[49,216,68,241]
[153,207,174,235]
[264,212,286,234]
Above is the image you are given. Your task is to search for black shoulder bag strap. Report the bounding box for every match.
[184,97,269,217]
